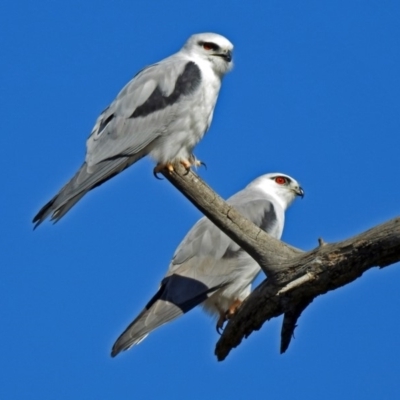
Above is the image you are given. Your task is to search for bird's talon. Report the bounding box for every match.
[180,160,192,171]
[189,155,206,170]
[216,312,226,335]
[153,163,174,179]
[226,299,242,319]
[153,170,164,180]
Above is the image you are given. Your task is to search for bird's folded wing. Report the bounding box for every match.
[85,57,200,166]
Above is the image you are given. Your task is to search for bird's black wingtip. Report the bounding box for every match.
[32,198,56,229]
[110,346,121,358]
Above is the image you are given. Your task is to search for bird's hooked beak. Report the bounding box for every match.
[295,186,305,198]
[216,50,232,62]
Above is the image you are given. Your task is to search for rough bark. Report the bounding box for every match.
[161,165,400,361]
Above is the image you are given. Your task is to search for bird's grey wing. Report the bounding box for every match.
[86,57,202,166]
[170,217,233,268]
[112,196,280,356]
[111,273,224,357]
[111,221,242,356]
[33,57,201,226]
[170,194,281,272]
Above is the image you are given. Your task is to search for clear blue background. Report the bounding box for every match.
[2,1,400,399]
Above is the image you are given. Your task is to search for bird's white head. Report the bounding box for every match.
[249,173,304,210]
[182,33,234,77]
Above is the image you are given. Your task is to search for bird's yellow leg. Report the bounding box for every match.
[153,162,174,179]
[216,299,243,335]
[180,159,192,170]
[226,299,243,319]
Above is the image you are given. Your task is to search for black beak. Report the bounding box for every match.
[218,50,232,62]
[296,187,305,198]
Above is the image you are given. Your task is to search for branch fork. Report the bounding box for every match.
[161,164,400,361]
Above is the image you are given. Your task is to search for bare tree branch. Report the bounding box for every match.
[161,165,400,361]
[161,165,303,276]
[215,218,400,360]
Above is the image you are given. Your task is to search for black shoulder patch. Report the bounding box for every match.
[260,203,277,233]
[97,113,114,134]
[130,61,201,119]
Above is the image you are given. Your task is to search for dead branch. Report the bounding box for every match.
[161,165,303,276]
[161,165,400,361]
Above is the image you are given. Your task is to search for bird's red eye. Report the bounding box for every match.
[202,42,217,51]
[275,176,287,185]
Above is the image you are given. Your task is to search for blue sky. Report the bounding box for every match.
[2,1,400,398]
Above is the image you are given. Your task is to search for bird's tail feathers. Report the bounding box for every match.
[111,275,223,357]
[111,298,184,357]
[33,151,147,228]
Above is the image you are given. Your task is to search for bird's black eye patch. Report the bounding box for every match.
[198,41,220,51]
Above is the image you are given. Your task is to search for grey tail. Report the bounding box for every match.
[111,274,223,357]
[33,152,147,228]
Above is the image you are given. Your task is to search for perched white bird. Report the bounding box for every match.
[33,33,233,227]
[111,173,304,357]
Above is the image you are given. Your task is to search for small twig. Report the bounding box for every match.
[280,298,314,354]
